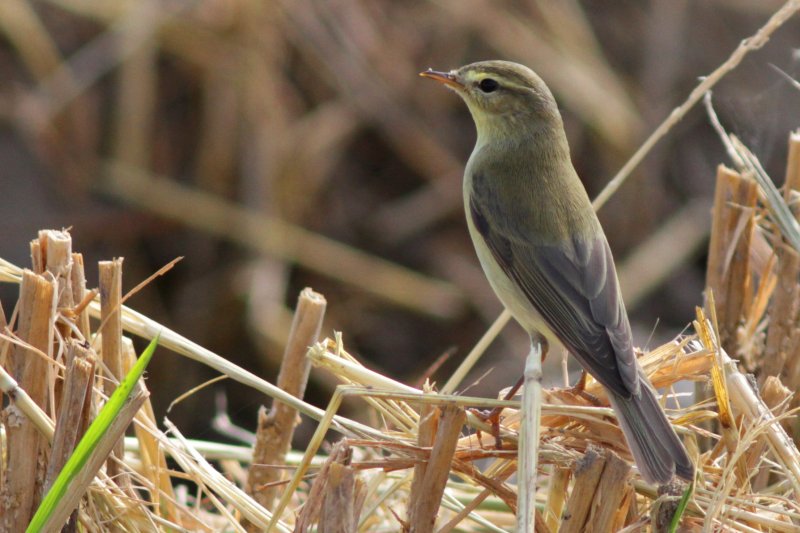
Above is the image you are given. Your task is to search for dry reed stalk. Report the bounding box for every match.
[70,253,91,340]
[544,467,570,532]
[706,165,758,360]
[1,270,55,532]
[122,338,180,525]
[295,441,346,531]
[318,454,365,533]
[559,447,607,533]
[696,313,800,499]
[407,404,466,533]
[589,451,633,532]
[39,230,73,422]
[37,387,149,532]
[517,340,544,533]
[761,132,800,385]
[44,340,94,494]
[247,288,326,515]
[99,258,128,485]
[41,230,73,310]
[749,376,792,490]
[409,401,439,505]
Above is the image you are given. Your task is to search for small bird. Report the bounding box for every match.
[421,60,693,484]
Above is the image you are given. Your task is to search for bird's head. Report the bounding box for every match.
[420,60,561,143]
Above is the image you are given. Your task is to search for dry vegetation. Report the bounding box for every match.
[2,0,800,532]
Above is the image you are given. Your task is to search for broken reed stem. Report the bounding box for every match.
[722,341,800,498]
[44,340,94,494]
[763,132,800,388]
[70,253,91,340]
[246,288,326,514]
[559,447,607,533]
[41,230,73,311]
[590,451,632,532]
[408,400,438,514]
[705,164,757,360]
[517,339,544,533]
[544,467,570,532]
[123,338,179,523]
[408,404,466,533]
[318,453,365,533]
[749,377,792,490]
[1,270,56,532]
[37,388,149,533]
[99,258,127,484]
[294,440,351,532]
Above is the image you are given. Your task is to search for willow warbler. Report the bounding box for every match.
[421,60,693,484]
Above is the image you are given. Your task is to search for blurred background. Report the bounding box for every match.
[1,0,799,444]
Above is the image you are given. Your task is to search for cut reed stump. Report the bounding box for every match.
[705,164,757,361]
[43,340,95,494]
[294,440,364,533]
[761,131,800,387]
[407,404,466,533]
[559,447,632,533]
[99,258,128,486]
[246,287,327,520]
[0,270,55,532]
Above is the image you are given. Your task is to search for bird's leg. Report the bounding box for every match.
[473,375,524,449]
[574,370,587,392]
[569,369,602,405]
[517,334,547,532]
[471,336,549,449]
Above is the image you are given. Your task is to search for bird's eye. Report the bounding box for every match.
[478,78,499,93]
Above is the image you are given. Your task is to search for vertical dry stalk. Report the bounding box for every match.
[409,401,438,503]
[99,258,126,482]
[44,340,95,493]
[408,404,465,533]
[586,451,631,532]
[70,253,91,340]
[750,376,792,490]
[318,459,365,533]
[40,230,73,417]
[559,447,606,533]
[705,164,758,361]
[765,132,800,389]
[544,467,571,532]
[41,229,73,310]
[37,389,149,533]
[123,338,179,524]
[0,301,8,369]
[246,287,326,514]
[1,270,56,532]
[761,244,800,382]
[294,439,351,532]
[761,133,800,383]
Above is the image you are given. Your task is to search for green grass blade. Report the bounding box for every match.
[668,481,693,533]
[27,334,160,533]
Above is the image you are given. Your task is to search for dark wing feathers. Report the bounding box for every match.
[469,194,638,397]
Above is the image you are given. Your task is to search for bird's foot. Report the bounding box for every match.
[567,371,601,405]
[471,375,525,449]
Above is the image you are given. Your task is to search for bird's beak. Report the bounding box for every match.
[419,69,463,89]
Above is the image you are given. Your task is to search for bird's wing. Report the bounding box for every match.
[469,194,638,398]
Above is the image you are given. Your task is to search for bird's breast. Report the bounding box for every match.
[462,177,557,343]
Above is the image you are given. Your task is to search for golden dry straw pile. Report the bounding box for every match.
[0,129,799,531]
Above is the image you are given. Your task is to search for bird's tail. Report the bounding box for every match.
[608,380,694,484]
